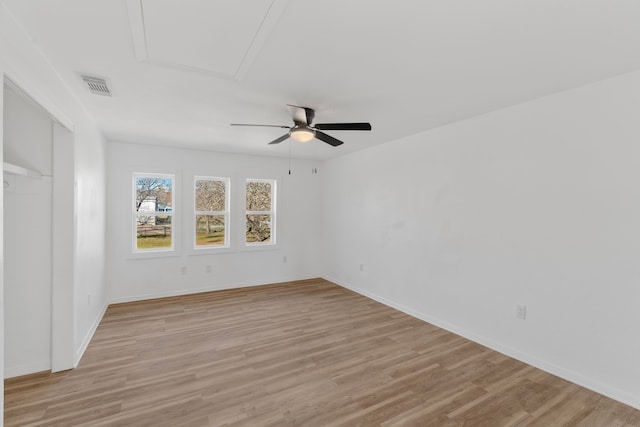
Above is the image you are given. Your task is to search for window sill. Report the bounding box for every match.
[240,242,279,253]
[128,248,180,260]
[188,245,234,256]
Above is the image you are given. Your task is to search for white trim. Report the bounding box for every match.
[234,0,290,81]
[74,303,108,367]
[325,275,640,412]
[244,178,277,247]
[238,243,280,253]
[108,274,319,305]
[4,361,50,379]
[125,0,148,62]
[3,161,41,177]
[132,172,176,255]
[193,176,231,251]
[124,0,289,82]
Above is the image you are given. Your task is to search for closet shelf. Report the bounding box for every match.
[3,162,42,178]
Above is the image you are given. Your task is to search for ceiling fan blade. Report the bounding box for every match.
[314,122,372,131]
[268,134,290,145]
[286,104,315,125]
[315,131,344,147]
[230,123,290,128]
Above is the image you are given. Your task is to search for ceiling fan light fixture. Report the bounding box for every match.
[231,104,371,147]
[290,127,315,143]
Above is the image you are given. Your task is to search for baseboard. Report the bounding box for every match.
[4,361,50,379]
[107,274,320,305]
[74,302,109,367]
[324,275,640,411]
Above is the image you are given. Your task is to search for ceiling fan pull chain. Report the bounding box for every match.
[289,139,292,175]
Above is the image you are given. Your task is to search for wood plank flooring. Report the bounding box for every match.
[5,278,640,426]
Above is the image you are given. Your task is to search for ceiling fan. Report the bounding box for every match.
[231,104,372,147]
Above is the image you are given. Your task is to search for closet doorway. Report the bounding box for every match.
[3,79,74,378]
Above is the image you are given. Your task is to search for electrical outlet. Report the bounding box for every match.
[283,256,287,263]
[359,264,364,272]
[181,266,187,275]
[516,304,527,320]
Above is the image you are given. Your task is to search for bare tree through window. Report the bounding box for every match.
[246,180,275,244]
[195,177,228,247]
[134,174,174,250]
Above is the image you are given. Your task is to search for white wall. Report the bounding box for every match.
[0,70,5,424]
[107,141,321,302]
[3,84,52,175]
[3,84,53,377]
[0,0,638,416]
[0,0,108,394]
[322,70,640,410]
[73,119,107,364]
[51,122,75,371]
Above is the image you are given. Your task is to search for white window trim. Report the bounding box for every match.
[132,172,177,257]
[244,178,277,248]
[193,176,231,252]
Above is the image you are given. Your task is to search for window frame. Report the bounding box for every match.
[132,172,176,255]
[193,175,231,250]
[244,178,277,247]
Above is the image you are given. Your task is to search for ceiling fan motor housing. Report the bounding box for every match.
[231,104,371,147]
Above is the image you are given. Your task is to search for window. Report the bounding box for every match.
[134,173,174,251]
[194,177,230,248]
[245,179,276,245]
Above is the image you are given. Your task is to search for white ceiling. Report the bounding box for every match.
[3,0,640,159]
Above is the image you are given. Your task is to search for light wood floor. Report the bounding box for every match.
[5,278,640,426]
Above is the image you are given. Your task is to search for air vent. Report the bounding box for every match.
[79,74,112,97]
